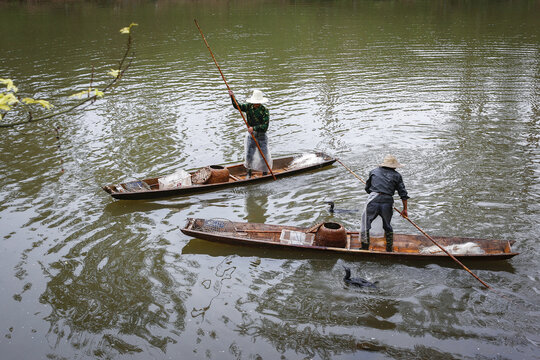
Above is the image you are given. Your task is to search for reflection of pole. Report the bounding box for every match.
[194,19,276,180]
[336,159,492,289]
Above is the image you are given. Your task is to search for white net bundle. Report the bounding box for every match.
[419,242,485,255]
[288,153,324,169]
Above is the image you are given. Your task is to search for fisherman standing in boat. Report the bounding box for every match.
[361,154,409,252]
[228,89,272,178]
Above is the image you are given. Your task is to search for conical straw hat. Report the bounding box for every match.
[379,154,403,168]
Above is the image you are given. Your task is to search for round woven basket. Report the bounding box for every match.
[314,222,347,248]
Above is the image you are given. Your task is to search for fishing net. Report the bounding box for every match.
[244,133,273,172]
[123,180,151,192]
[193,218,237,233]
[420,242,485,255]
[288,153,324,169]
[191,167,212,184]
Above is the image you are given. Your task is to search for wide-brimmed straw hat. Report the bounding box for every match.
[246,89,268,104]
[379,154,403,168]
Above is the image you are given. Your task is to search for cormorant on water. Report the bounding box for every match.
[342,266,378,288]
[325,201,359,214]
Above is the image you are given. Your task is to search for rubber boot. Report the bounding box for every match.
[246,169,252,179]
[385,231,394,252]
[361,230,370,250]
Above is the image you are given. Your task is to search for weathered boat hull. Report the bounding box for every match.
[103,152,335,200]
[181,218,518,260]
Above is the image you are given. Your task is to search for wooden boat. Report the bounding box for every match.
[181,218,519,260]
[102,152,335,200]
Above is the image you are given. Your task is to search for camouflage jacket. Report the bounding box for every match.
[231,97,269,133]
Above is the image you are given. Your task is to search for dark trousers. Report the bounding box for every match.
[362,200,395,251]
[365,201,394,233]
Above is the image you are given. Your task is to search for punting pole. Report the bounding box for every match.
[194,19,276,180]
[336,158,492,289]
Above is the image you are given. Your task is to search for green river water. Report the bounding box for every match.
[1,1,539,359]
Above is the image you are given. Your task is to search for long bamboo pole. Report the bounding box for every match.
[336,158,492,289]
[194,20,276,180]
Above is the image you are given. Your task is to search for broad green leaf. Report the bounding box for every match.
[22,98,54,109]
[120,22,138,34]
[70,88,104,99]
[108,69,120,78]
[0,92,18,111]
[70,89,90,99]
[0,93,18,106]
[0,79,18,93]
[36,99,54,109]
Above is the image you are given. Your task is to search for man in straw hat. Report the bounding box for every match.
[361,154,409,252]
[229,89,272,178]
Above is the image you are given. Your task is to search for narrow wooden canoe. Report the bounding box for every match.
[103,152,335,200]
[181,218,519,260]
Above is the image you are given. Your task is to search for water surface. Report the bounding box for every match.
[1,1,539,359]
